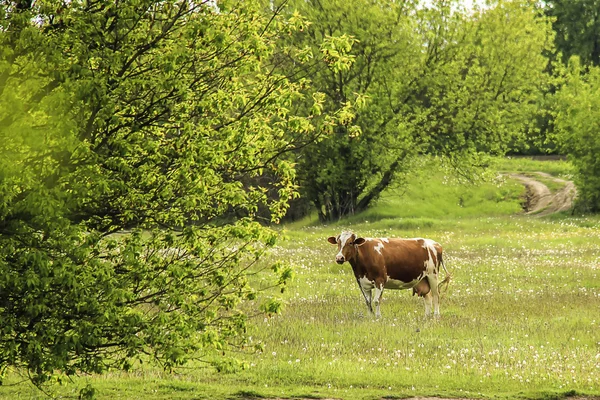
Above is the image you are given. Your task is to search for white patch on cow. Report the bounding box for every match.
[419,238,442,317]
[338,231,354,247]
[420,238,439,274]
[381,238,389,243]
[384,277,420,290]
[358,276,375,291]
[374,242,384,254]
[373,285,384,318]
[421,238,436,248]
[336,231,355,259]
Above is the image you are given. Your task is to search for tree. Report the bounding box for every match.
[281,0,554,222]
[280,0,422,221]
[0,0,318,389]
[545,0,600,67]
[410,0,555,169]
[552,58,600,211]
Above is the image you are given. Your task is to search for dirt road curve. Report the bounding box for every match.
[509,172,577,216]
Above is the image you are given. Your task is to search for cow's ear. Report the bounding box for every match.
[327,236,338,245]
[354,237,366,246]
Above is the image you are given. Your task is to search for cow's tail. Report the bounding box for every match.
[437,254,452,295]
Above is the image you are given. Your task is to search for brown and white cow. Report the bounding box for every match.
[327,231,450,318]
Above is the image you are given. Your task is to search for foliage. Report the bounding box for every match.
[413,0,555,167]
[0,0,322,388]
[544,0,600,67]
[552,58,600,211]
[279,0,423,222]
[281,0,554,222]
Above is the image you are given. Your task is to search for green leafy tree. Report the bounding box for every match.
[280,0,422,221]
[0,0,318,389]
[553,58,600,211]
[411,0,554,172]
[545,0,600,67]
[282,0,554,221]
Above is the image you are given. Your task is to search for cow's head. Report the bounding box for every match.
[327,231,366,264]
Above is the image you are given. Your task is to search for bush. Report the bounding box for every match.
[553,58,600,211]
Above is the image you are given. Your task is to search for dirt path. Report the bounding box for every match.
[509,172,577,216]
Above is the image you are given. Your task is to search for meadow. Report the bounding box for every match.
[2,157,599,400]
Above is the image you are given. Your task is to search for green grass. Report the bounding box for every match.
[3,157,600,400]
[288,158,527,232]
[494,156,575,178]
[516,172,568,193]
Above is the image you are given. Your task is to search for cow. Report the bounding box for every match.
[327,231,450,318]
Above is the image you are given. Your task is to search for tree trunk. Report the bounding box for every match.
[355,159,400,213]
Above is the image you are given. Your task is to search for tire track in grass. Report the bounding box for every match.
[509,172,577,216]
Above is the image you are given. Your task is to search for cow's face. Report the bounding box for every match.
[327,231,366,264]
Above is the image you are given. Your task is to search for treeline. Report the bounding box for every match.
[0,0,599,391]
[274,0,600,219]
[545,0,600,213]
[280,0,553,221]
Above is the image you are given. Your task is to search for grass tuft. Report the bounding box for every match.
[233,390,267,398]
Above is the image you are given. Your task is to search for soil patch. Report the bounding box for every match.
[509,172,577,216]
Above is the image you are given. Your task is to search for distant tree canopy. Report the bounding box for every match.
[542,0,600,211]
[0,0,332,388]
[553,58,600,212]
[545,0,600,67]
[280,0,554,221]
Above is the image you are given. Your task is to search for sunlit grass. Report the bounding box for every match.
[234,213,600,399]
[495,156,576,178]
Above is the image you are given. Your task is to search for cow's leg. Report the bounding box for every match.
[359,286,373,314]
[427,275,441,318]
[423,291,432,317]
[357,278,374,314]
[372,283,384,318]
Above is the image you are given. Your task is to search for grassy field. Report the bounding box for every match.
[2,157,599,400]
